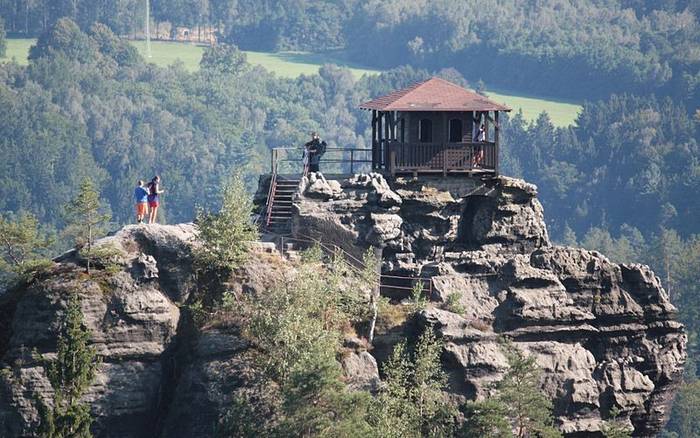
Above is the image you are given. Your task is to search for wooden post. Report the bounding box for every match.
[485,111,490,142]
[400,117,405,143]
[442,113,448,176]
[443,147,448,177]
[405,112,411,143]
[390,148,396,177]
[384,112,390,148]
[350,149,354,174]
[371,110,377,169]
[494,111,500,176]
[377,111,383,168]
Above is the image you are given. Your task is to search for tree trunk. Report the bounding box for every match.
[87,224,92,274]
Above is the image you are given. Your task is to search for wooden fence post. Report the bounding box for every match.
[443,146,448,177]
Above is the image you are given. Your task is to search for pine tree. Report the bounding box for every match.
[461,399,511,438]
[63,179,110,274]
[195,173,258,271]
[39,292,99,437]
[462,339,561,437]
[0,212,53,285]
[494,340,561,438]
[369,330,457,437]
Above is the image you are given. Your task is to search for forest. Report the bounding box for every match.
[1,0,699,107]
[1,1,700,435]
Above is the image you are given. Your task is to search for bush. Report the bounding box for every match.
[443,293,465,315]
[195,174,258,272]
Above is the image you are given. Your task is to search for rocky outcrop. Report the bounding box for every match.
[0,222,380,438]
[0,172,686,437]
[0,224,197,437]
[292,172,686,437]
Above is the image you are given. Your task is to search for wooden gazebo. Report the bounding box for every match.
[359,77,511,176]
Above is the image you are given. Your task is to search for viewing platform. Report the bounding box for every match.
[360,77,510,177]
[268,77,510,179]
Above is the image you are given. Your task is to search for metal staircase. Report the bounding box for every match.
[264,177,300,233]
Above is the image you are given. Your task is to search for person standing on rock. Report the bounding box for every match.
[147,176,165,224]
[304,132,327,173]
[134,180,149,224]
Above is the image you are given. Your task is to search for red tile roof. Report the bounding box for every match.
[359,77,511,112]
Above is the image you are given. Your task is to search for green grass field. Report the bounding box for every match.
[2,38,33,65]
[3,38,581,126]
[131,40,380,78]
[486,90,581,127]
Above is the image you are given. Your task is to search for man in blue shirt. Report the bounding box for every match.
[134,180,149,223]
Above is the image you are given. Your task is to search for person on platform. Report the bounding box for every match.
[473,123,486,167]
[146,176,165,224]
[133,180,149,224]
[303,132,327,173]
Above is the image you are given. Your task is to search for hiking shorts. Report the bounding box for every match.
[148,201,159,208]
[136,202,148,216]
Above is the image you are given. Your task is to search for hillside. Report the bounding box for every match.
[0,38,581,127]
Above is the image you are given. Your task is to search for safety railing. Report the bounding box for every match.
[271,147,373,175]
[272,233,433,299]
[385,141,497,176]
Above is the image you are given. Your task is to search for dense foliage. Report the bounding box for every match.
[38,293,99,438]
[0,16,6,57]
[501,95,700,238]
[3,1,698,107]
[462,340,560,438]
[219,247,376,436]
[368,330,458,437]
[0,211,52,287]
[194,173,258,272]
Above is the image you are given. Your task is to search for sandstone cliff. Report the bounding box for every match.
[0,173,687,437]
[292,172,686,436]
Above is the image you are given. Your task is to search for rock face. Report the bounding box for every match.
[0,222,378,438]
[0,224,197,437]
[0,173,687,437]
[291,172,686,437]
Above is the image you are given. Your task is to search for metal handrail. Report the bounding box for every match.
[262,151,280,230]
[271,146,373,175]
[273,232,433,298]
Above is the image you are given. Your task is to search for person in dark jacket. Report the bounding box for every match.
[146,176,165,224]
[303,132,327,173]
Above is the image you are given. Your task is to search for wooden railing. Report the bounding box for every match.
[385,141,497,176]
[271,147,373,175]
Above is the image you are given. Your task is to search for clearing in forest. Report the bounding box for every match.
[2,38,581,126]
